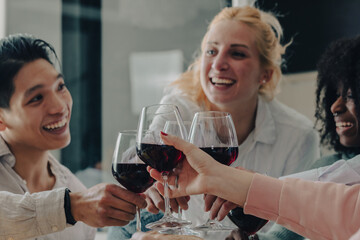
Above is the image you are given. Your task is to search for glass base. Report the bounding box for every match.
[191,219,234,231]
[159,227,201,236]
[145,215,192,230]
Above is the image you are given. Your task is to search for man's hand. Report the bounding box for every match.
[204,194,238,221]
[70,183,147,227]
[145,185,190,214]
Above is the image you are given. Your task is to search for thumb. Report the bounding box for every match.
[160,132,196,156]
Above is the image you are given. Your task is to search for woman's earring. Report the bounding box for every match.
[262,80,266,84]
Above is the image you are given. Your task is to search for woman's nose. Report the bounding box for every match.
[211,54,229,71]
[330,96,345,116]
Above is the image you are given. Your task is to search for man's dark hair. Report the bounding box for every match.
[315,35,360,153]
[0,33,59,108]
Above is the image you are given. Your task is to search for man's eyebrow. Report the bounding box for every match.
[24,73,64,98]
[24,84,44,98]
[57,73,64,80]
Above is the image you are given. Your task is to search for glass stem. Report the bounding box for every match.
[136,206,141,232]
[162,173,172,217]
[178,207,182,219]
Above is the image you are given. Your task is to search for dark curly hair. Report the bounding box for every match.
[0,33,59,108]
[315,35,360,153]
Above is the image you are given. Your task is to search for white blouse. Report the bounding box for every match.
[160,90,320,230]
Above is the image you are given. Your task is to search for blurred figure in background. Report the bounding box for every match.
[75,161,103,188]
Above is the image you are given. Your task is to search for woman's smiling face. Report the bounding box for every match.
[200,19,269,109]
[331,88,360,147]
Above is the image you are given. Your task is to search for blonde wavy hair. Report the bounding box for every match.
[171,6,288,109]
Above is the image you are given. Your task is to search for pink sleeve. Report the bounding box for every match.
[244,173,360,240]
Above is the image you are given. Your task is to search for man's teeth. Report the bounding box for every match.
[211,77,235,85]
[44,118,67,130]
[336,122,353,127]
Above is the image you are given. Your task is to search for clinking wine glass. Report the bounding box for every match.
[189,111,239,231]
[163,120,192,222]
[136,104,190,230]
[161,120,200,236]
[111,130,154,232]
[227,207,268,239]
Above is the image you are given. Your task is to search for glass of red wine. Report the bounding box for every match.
[227,207,268,239]
[163,121,192,223]
[112,130,154,232]
[188,111,239,231]
[136,104,190,230]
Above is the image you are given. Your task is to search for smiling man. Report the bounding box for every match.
[0,34,147,240]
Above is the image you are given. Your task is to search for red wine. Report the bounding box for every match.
[200,147,238,166]
[136,143,185,172]
[112,163,154,193]
[228,207,268,235]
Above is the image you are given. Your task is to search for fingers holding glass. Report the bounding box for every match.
[189,111,238,231]
[112,131,154,231]
[136,104,191,229]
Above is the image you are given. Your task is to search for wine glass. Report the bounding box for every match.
[160,120,202,236]
[227,207,268,239]
[111,130,154,232]
[163,120,192,221]
[136,104,190,230]
[188,111,238,231]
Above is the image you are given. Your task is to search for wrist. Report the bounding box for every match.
[64,188,77,225]
[207,164,228,195]
[208,165,254,206]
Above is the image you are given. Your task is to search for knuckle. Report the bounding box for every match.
[125,204,136,214]
[124,212,136,221]
[118,220,130,226]
[97,206,109,217]
[96,216,107,228]
[104,183,116,192]
[223,202,235,211]
[147,206,159,214]
[154,199,164,207]
[99,195,111,206]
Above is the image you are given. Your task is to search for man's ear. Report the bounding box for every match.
[0,111,7,131]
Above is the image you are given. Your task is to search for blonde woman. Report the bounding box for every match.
[108,6,320,238]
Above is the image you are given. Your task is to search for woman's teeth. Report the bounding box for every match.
[43,118,67,130]
[211,77,235,85]
[336,122,353,128]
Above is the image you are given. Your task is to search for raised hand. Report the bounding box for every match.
[70,183,147,227]
[204,194,238,221]
[149,133,254,209]
[148,133,224,198]
[144,185,190,214]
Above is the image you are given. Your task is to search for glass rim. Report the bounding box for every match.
[117,130,138,135]
[194,111,231,118]
[140,103,182,117]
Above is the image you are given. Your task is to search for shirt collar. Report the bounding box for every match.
[0,136,16,167]
[253,96,276,144]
